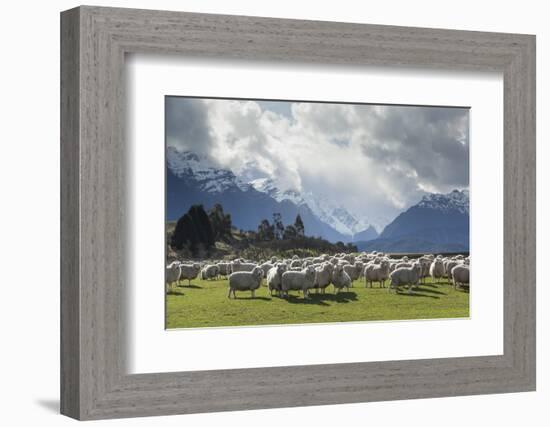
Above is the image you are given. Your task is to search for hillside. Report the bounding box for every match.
[166,221,357,262]
[355,190,469,253]
[166,148,377,243]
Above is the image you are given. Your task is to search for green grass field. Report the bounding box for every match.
[166,276,469,329]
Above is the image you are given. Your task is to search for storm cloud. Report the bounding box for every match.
[166,97,469,230]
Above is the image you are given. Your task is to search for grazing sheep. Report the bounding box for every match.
[313,262,333,294]
[417,256,432,283]
[364,260,390,288]
[266,263,287,296]
[451,265,470,289]
[429,259,446,283]
[231,260,257,272]
[259,262,274,278]
[165,261,181,290]
[217,262,232,277]
[354,261,365,278]
[281,266,316,298]
[444,260,461,284]
[342,264,359,284]
[389,262,422,293]
[200,264,219,280]
[179,263,201,286]
[228,267,264,299]
[331,264,352,293]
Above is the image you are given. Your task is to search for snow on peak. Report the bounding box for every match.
[417,189,469,214]
[167,147,251,193]
[250,178,373,236]
[168,149,380,235]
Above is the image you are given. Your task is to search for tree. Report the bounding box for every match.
[294,214,305,237]
[171,205,215,255]
[188,205,215,248]
[272,213,284,240]
[257,219,275,241]
[283,224,297,240]
[171,212,196,250]
[209,203,232,241]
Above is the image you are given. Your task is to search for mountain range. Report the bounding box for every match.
[166,147,469,251]
[355,189,469,252]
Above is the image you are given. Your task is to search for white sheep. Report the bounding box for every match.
[343,263,363,283]
[417,256,432,283]
[313,262,333,294]
[179,263,201,286]
[217,262,232,277]
[331,264,352,293]
[429,259,446,283]
[266,263,287,296]
[259,262,275,278]
[389,262,422,293]
[200,264,219,280]
[451,265,470,289]
[228,267,264,298]
[165,261,181,290]
[281,266,316,298]
[394,262,412,270]
[231,260,257,272]
[443,259,461,284]
[364,260,390,288]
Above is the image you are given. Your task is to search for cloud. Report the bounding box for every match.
[165,97,212,156]
[166,97,469,229]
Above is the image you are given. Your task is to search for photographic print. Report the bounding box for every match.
[165,96,470,329]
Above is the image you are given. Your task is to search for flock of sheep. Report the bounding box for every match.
[166,251,470,299]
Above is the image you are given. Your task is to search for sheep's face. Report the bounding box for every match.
[252,267,263,278]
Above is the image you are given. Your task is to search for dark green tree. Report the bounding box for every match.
[257,219,275,241]
[188,205,215,248]
[171,205,215,255]
[283,224,297,240]
[209,203,232,241]
[171,213,196,250]
[272,213,284,240]
[294,214,305,237]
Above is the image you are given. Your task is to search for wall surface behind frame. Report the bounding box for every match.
[0,0,546,426]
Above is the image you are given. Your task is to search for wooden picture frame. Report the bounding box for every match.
[60,5,536,420]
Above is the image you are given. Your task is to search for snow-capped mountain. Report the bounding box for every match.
[167,148,468,252]
[249,177,377,238]
[167,147,251,193]
[417,189,469,214]
[166,148,358,243]
[357,189,470,253]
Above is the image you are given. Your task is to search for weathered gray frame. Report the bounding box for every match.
[60,5,536,420]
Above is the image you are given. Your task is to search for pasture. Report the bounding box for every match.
[166,277,469,329]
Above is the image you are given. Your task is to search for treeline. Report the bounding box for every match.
[169,204,357,258]
[257,213,304,241]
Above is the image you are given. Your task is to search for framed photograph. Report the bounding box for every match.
[61,6,536,420]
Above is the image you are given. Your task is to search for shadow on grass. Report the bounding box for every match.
[231,296,272,301]
[166,290,185,296]
[177,284,203,289]
[414,286,447,296]
[395,290,440,299]
[283,291,358,305]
